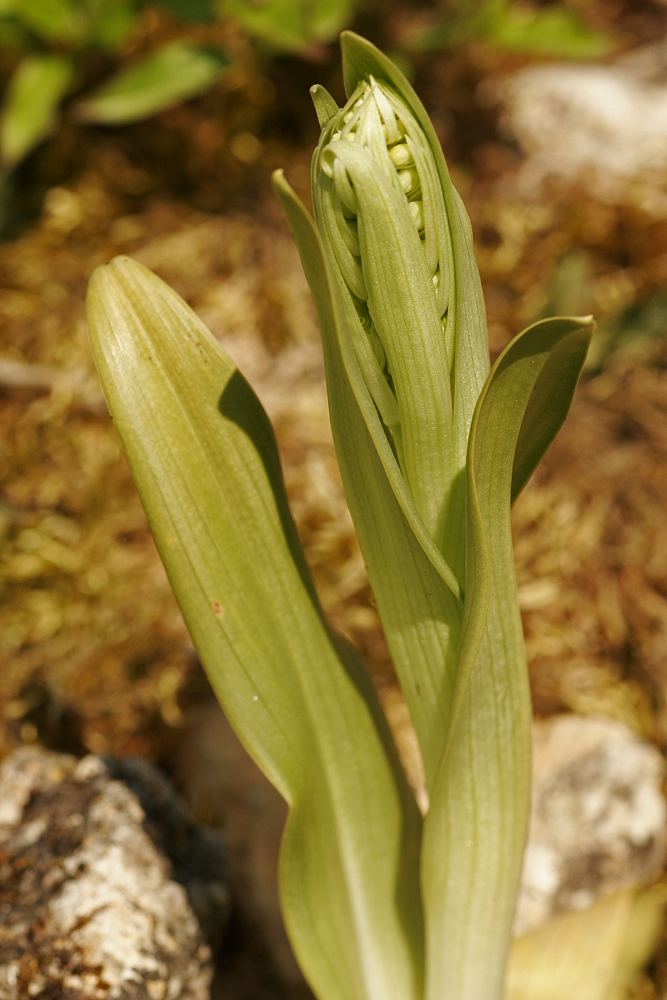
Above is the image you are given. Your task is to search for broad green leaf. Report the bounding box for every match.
[76,42,228,124]
[0,54,74,169]
[506,886,666,1000]
[309,0,356,47]
[87,255,423,1000]
[274,170,464,794]
[421,316,593,1000]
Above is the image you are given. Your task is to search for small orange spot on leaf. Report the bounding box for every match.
[211,601,222,615]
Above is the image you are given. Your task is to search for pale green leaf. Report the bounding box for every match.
[421,316,593,1000]
[0,54,74,169]
[76,42,228,124]
[293,32,490,791]
[86,255,423,1000]
[310,84,339,129]
[506,886,666,1000]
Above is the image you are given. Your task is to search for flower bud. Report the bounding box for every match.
[312,75,456,552]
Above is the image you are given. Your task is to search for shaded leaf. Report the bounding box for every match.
[83,0,138,49]
[511,316,594,503]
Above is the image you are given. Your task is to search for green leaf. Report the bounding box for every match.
[310,84,339,129]
[0,18,28,46]
[506,886,666,1000]
[411,0,615,58]
[511,315,594,503]
[0,54,74,169]
[76,42,228,124]
[421,315,593,1000]
[86,255,423,1000]
[292,32,491,791]
[477,0,615,59]
[274,169,464,795]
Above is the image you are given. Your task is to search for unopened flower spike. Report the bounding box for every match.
[311,71,464,557]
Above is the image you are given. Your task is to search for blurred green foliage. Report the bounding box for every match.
[0,0,616,235]
[411,0,614,58]
[0,0,357,227]
[0,0,231,177]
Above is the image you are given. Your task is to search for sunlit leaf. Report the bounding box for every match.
[86,255,424,1000]
[411,0,615,58]
[0,54,74,169]
[506,885,666,1000]
[76,42,228,124]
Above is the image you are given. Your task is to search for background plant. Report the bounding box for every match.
[407,0,614,57]
[0,0,362,231]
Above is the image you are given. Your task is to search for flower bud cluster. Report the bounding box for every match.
[316,76,452,370]
[312,75,457,550]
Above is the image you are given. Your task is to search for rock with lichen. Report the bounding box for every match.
[0,746,231,1000]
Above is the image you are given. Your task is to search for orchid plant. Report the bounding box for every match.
[86,32,600,1000]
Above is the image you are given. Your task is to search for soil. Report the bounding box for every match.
[2,2,667,996]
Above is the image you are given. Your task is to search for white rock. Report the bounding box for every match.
[515,715,667,937]
[497,46,667,211]
[0,747,229,999]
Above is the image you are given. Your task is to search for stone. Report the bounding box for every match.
[0,746,231,999]
[495,44,667,212]
[515,714,667,937]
